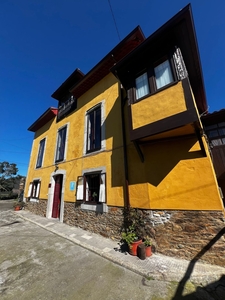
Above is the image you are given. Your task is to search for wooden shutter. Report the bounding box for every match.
[76,176,84,200]
[36,181,41,198]
[84,175,89,201]
[27,182,33,197]
[99,173,106,203]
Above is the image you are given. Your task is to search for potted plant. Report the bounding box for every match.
[121,225,142,256]
[13,200,26,211]
[92,192,97,201]
[143,236,152,257]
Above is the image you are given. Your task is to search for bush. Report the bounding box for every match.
[0,192,18,200]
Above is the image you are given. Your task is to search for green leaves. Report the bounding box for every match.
[0,161,18,177]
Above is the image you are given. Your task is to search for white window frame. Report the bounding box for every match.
[54,123,69,163]
[36,137,46,168]
[27,179,41,202]
[76,166,108,212]
[154,59,173,90]
[83,101,105,156]
[76,173,106,203]
[135,72,150,100]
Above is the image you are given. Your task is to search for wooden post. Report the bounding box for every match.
[137,243,146,260]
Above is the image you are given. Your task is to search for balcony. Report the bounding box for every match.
[57,96,77,121]
[129,78,201,142]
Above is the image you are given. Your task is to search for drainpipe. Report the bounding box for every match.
[120,85,130,208]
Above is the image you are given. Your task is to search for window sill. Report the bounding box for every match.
[81,203,108,213]
[29,198,39,203]
[84,148,105,157]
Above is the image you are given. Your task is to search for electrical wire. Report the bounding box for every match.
[108,0,121,41]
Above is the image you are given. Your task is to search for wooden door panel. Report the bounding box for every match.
[52,175,62,218]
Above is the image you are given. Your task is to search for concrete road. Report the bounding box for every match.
[0,200,14,211]
[0,210,179,300]
[1,209,224,299]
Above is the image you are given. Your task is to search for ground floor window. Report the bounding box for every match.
[76,173,106,203]
[27,180,41,199]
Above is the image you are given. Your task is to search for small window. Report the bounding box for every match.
[86,106,101,153]
[27,180,41,199]
[36,138,46,168]
[205,122,225,146]
[55,126,67,162]
[135,72,150,100]
[154,60,173,89]
[76,173,106,203]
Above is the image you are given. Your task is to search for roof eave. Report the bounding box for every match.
[111,4,207,114]
[28,107,58,132]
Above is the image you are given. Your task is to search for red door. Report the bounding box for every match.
[52,175,62,218]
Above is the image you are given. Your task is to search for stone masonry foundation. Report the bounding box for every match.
[26,200,225,267]
[26,199,47,217]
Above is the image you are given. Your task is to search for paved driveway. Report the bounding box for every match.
[0,210,177,300]
[1,208,225,300]
[0,200,14,211]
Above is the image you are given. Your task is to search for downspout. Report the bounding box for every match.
[120,85,130,208]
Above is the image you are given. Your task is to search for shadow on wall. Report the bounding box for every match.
[171,227,225,299]
[111,133,203,188]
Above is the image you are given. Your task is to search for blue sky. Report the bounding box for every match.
[1,0,225,176]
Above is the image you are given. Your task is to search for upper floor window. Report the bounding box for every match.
[135,72,150,100]
[86,105,101,153]
[36,138,46,168]
[133,58,175,102]
[55,126,67,162]
[154,60,174,90]
[57,95,77,121]
[205,122,225,146]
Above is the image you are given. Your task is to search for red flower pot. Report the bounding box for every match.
[129,239,142,256]
[145,246,152,257]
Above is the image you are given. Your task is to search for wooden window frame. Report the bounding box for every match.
[36,138,46,168]
[205,122,225,146]
[27,180,41,199]
[133,55,177,103]
[86,106,102,154]
[76,173,106,204]
[55,126,67,163]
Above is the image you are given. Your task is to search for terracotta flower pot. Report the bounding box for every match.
[145,245,152,257]
[129,239,142,256]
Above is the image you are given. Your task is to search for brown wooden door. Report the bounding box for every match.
[211,145,225,202]
[52,175,63,218]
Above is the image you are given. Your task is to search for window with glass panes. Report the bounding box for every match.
[36,138,45,168]
[86,106,101,153]
[55,126,67,162]
[205,122,225,146]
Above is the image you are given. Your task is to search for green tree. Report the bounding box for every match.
[0,161,18,177]
[0,161,19,192]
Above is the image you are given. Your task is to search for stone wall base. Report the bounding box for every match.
[155,210,225,267]
[64,203,123,240]
[26,200,225,267]
[26,199,47,217]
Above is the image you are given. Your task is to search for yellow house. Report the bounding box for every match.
[25,26,145,220]
[25,4,225,265]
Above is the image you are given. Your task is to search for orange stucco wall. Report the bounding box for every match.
[127,136,223,210]
[25,74,126,205]
[131,82,187,129]
[25,74,224,212]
